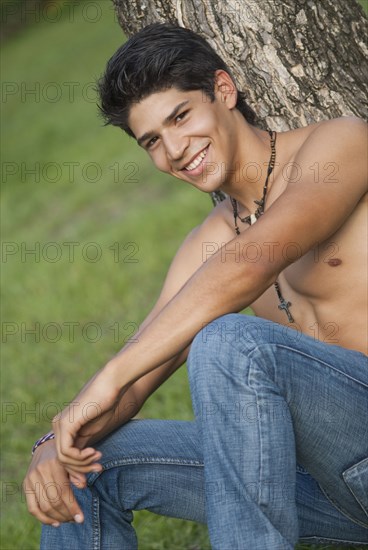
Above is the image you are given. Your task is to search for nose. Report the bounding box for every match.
[163,131,189,163]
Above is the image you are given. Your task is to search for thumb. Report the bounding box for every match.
[69,471,87,488]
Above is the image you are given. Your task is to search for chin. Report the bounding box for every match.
[193,180,225,194]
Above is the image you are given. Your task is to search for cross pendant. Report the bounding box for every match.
[278,299,294,323]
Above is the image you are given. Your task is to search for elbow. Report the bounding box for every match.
[225,259,279,312]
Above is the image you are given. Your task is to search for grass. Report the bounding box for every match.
[1,3,212,548]
[1,1,367,549]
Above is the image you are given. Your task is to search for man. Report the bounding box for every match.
[24,23,368,549]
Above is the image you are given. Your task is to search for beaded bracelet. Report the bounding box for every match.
[31,431,55,455]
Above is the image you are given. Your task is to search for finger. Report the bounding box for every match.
[31,463,86,524]
[24,481,70,525]
[76,448,102,461]
[25,484,59,525]
[64,460,103,475]
[53,420,82,460]
[59,453,102,469]
[69,472,87,488]
[58,449,102,468]
[58,437,100,463]
[37,477,85,525]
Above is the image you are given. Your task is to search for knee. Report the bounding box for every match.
[192,313,251,346]
[187,314,275,381]
[189,314,269,359]
[188,314,239,365]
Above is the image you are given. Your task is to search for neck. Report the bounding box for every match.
[220,115,276,212]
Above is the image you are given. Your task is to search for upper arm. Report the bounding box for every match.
[243,117,367,277]
[129,201,235,401]
[143,200,235,322]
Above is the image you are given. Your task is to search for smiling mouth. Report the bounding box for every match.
[182,146,209,171]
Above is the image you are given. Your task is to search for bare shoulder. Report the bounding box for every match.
[152,198,235,307]
[302,116,367,145]
[296,116,367,184]
[280,116,367,208]
[186,198,236,245]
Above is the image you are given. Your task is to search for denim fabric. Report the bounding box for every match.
[41,315,368,549]
[187,314,368,549]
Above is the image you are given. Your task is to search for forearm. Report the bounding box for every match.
[51,243,273,465]
[86,346,189,445]
[108,252,273,387]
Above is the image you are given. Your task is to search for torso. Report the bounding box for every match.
[219,121,368,354]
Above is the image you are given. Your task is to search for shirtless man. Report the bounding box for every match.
[24,23,368,549]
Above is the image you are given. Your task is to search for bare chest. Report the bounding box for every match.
[251,194,367,353]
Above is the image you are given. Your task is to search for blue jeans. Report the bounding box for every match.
[41,315,368,549]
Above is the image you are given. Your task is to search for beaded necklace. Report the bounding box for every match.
[229,130,294,323]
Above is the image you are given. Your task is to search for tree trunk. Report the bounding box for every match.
[112,0,367,203]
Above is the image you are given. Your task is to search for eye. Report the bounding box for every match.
[146,136,159,149]
[175,110,189,123]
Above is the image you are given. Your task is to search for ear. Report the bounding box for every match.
[214,70,238,109]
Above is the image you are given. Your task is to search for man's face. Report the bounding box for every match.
[128,78,239,193]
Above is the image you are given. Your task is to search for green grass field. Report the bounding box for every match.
[1,1,367,548]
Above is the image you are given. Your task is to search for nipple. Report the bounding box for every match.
[327,258,342,267]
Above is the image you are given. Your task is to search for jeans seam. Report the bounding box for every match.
[342,458,368,520]
[234,338,368,530]
[236,341,368,389]
[92,492,100,550]
[344,480,368,520]
[103,457,203,467]
[247,362,263,507]
[296,465,309,475]
[299,535,368,546]
[318,481,368,530]
[88,457,204,485]
[278,345,368,388]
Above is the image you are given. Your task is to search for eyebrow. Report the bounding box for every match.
[137,100,190,147]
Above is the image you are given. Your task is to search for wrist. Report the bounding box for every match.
[104,357,130,391]
[31,431,55,456]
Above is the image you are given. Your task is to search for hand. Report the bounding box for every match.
[23,440,87,526]
[52,364,125,473]
[74,407,119,449]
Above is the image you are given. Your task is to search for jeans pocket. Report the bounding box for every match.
[342,457,368,520]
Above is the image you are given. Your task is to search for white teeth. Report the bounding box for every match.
[184,147,208,171]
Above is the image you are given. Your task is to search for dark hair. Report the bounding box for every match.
[97,23,256,137]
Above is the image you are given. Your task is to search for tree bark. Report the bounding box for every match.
[112,0,367,203]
